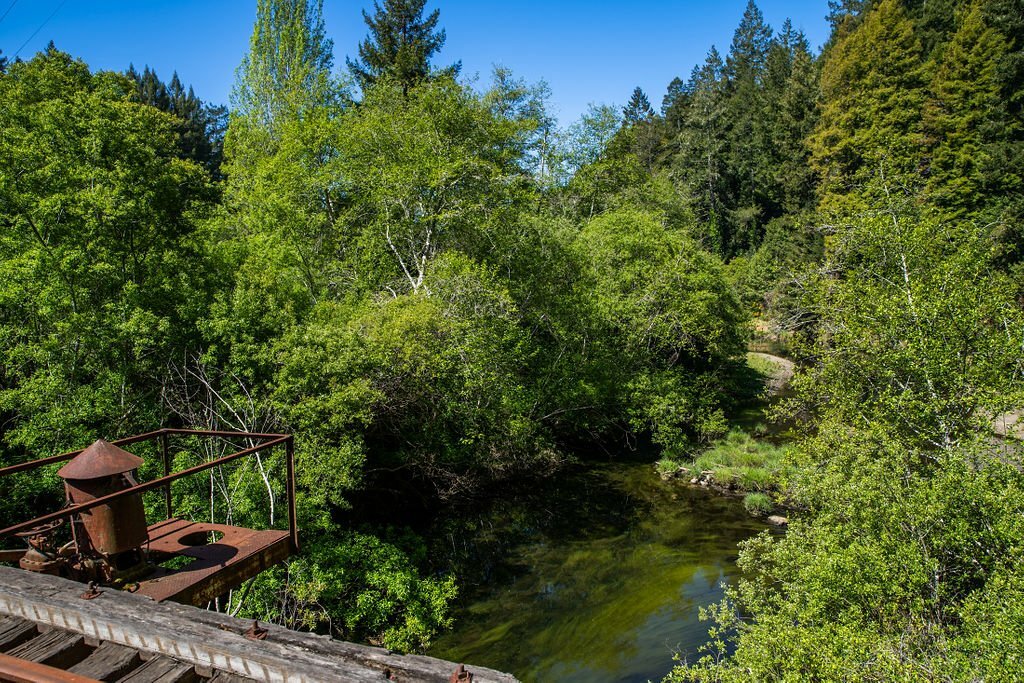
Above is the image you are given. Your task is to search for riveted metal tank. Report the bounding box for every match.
[57,439,148,557]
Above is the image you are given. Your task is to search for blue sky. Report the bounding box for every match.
[0,0,830,126]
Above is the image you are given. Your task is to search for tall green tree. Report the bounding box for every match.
[757,21,818,214]
[674,47,728,252]
[720,0,774,254]
[809,0,927,211]
[661,76,688,134]
[622,87,660,171]
[0,48,213,465]
[622,86,654,123]
[924,0,1018,217]
[232,0,334,132]
[347,0,457,93]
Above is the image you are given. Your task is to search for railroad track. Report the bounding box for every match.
[0,614,253,682]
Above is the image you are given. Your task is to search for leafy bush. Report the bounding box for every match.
[236,531,456,653]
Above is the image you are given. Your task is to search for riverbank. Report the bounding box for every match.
[656,351,796,519]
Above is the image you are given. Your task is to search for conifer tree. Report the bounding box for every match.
[982,0,1024,228]
[622,86,654,124]
[675,47,728,252]
[761,22,818,214]
[775,32,819,212]
[126,65,227,175]
[620,87,659,171]
[985,0,1024,117]
[925,1,1016,216]
[723,0,773,253]
[132,65,170,111]
[347,0,458,93]
[809,0,927,209]
[726,0,773,81]
[661,77,688,134]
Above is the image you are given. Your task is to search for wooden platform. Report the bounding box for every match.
[0,567,518,682]
[135,519,291,606]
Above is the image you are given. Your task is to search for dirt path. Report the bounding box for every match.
[992,409,1024,440]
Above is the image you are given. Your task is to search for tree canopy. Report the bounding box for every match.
[2,0,1023,674]
[347,0,458,93]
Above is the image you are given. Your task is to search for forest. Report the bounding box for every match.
[1,0,1023,679]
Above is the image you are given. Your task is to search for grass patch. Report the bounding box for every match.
[677,429,793,497]
[746,352,782,378]
[656,457,685,477]
[743,492,774,516]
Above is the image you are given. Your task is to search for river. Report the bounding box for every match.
[426,455,769,682]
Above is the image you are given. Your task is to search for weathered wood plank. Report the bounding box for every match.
[0,615,37,651]
[0,566,519,682]
[6,628,90,668]
[116,655,197,683]
[69,640,141,680]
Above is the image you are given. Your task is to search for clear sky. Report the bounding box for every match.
[0,0,831,126]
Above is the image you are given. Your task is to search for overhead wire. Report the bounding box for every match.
[13,0,69,58]
[0,0,20,24]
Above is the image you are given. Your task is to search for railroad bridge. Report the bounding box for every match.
[0,431,516,683]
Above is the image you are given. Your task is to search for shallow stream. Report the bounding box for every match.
[426,457,768,682]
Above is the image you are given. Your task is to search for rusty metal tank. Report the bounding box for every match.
[57,439,148,557]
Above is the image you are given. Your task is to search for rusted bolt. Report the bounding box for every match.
[80,581,103,600]
[450,663,473,682]
[243,620,268,641]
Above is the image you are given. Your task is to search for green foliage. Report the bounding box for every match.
[232,0,336,132]
[670,188,1024,679]
[575,209,747,449]
[125,64,228,175]
[742,492,773,515]
[622,86,654,124]
[795,197,1023,446]
[238,530,456,652]
[275,253,556,501]
[347,0,457,93]
[809,0,927,211]
[924,1,1021,217]
[0,48,213,461]
[677,439,1024,681]
[334,76,535,295]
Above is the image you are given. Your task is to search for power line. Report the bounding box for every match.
[0,0,20,24]
[13,0,68,58]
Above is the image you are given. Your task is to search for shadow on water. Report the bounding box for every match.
[426,456,768,683]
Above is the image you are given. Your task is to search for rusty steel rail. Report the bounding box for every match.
[0,429,288,477]
[0,430,166,477]
[0,431,298,553]
[0,652,100,683]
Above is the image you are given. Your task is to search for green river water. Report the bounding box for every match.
[426,457,770,682]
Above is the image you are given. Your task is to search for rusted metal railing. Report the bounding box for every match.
[0,429,298,553]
